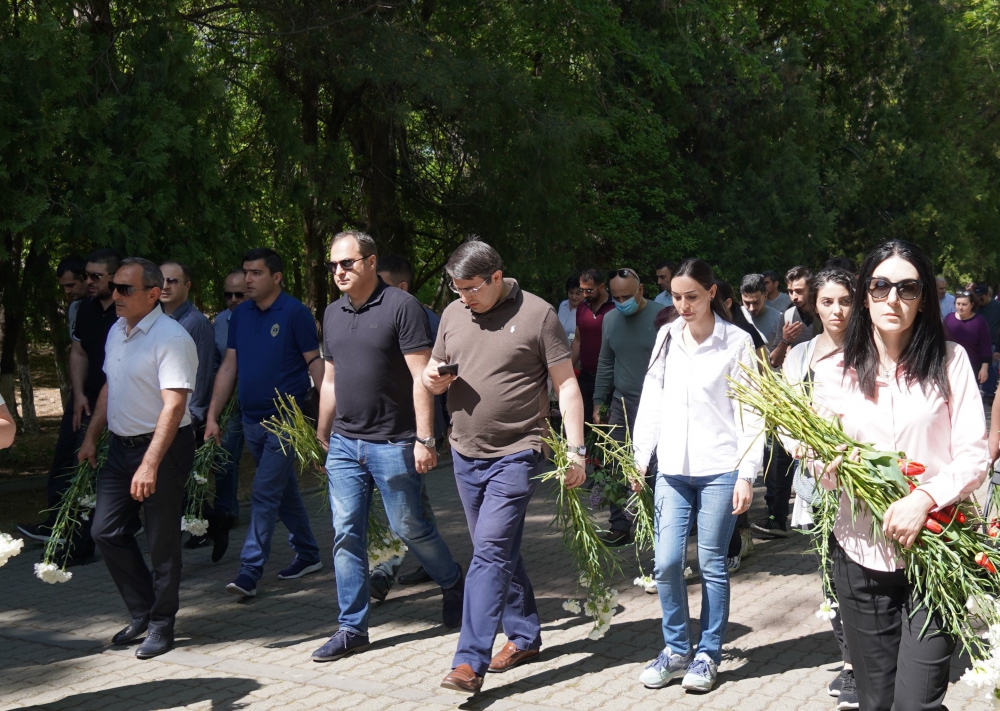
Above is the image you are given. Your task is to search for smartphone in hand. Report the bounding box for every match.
[437,363,459,376]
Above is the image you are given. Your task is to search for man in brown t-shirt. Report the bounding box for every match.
[422,241,586,694]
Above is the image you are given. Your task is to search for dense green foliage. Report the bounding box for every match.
[3,0,1000,409]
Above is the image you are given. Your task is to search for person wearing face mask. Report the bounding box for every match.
[809,241,990,711]
[592,269,664,547]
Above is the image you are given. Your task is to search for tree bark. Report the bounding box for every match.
[47,295,72,408]
[15,336,40,435]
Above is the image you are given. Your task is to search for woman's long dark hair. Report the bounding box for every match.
[654,258,731,330]
[842,240,948,399]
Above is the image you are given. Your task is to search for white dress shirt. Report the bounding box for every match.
[104,305,198,437]
[557,299,577,339]
[939,292,956,320]
[633,313,764,481]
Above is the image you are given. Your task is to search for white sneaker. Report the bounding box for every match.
[639,648,692,688]
[643,579,658,594]
[727,554,741,573]
[739,529,754,557]
[681,653,718,692]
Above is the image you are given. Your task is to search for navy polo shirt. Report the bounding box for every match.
[323,278,432,440]
[227,291,320,422]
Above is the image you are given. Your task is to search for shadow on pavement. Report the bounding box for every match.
[18,677,262,711]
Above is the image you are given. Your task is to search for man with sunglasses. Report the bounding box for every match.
[423,240,586,694]
[211,269,247,533]
[77,258,198,659]
[205,248,324,600]
[573,268,615,423]
[592,268,664,547]
[160,261,225,558]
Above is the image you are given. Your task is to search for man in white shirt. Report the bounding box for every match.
[653,260,675,306]
[79,258,198,660]
[762,270,792,314]
[937,276,956,320]
[739,274,782,350]
[557,275,584,339]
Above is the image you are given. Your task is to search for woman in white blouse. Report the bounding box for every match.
[0,394,14,450]
[633,258,764,693]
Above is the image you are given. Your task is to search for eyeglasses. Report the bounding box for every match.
[85,271,107,282]
[224,291,246,299]
[326,256,370,273]
[580,286,601,295]
[109,282,153,297]
[164,277,184,286]
[612,269,635,280]
[448,278,491,296]
[956,291,972,298]
[865,277,924,301]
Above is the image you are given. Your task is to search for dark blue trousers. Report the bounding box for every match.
[451,448,542,676]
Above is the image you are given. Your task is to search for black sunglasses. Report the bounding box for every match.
[865,277,924,301]
[84,271,107,282]
[224,291,246,299]
[109,282,154,297]
[612,269,636,280]
[326,256,372,273]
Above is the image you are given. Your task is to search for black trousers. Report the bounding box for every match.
[45,402,95,557]
[606,397,655,532]
[833,543,953,711]
[92,427,194,636]
[578,371,597,424]
[763,439,795,524]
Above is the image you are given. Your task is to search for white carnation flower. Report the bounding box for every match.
[0,533,24,567]
[962,660,1000,691]
[815,598,839,621]
[77,495,96,510]
[562,599,581,615]
[34,562,72,584]
[193,474,208,486]
[633,575,653,588]
[180,516,209,537]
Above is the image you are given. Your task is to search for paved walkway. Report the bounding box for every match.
[0,464,991,711]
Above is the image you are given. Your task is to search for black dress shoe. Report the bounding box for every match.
[210,523,229,563]
[135,633,173,659]
[184,534,211,550]
[398,566,433,585]
[112,619,149,645]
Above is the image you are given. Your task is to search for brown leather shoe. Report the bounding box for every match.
[488,640,540,673]
[441,664,483,693]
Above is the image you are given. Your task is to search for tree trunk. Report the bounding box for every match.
[47,295,72,408]
[15,336,40,435]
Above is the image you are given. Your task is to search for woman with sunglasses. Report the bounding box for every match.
[632,258,763,693]
[944,291,992,389]
[810,240,990,711]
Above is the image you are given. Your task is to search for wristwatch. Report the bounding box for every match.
[416,436,437,448]
[569,445,586,457]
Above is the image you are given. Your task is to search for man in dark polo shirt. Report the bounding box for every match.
[310,232,463,663]
[205,248,324,599]
[423,240,586,694]
[572,268,614,423]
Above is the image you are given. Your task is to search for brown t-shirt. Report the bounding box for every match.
[433,280,571,458]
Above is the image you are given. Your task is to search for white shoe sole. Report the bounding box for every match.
[640,669,686,689]
[17,526,64,545]
[277,561,323,580]
[681,678,715,692]
[226,583,257,597]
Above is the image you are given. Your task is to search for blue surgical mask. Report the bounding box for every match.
[615,296,639,316]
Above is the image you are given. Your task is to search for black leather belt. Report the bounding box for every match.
[113,425,192,448]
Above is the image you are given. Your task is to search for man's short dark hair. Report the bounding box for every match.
[654,260,675,273]
[762,269,780,282]
[740,274,767,296]
[823,256,857,274]
[161,260,193,282]
[242,248,283,275]
[119,257,164,289]
[57,256,86,280]
[377,255,413,286]
[580,268,605,285]
[332,230,378,260]
[445,240,503,281]
[565,275,581,292]
[86,248,121,275]
[785,266,812,285]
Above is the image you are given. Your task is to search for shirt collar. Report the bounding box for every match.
[123,303,163,337]
[473,279,520,317]
[669,312,727,344]
[169,300,192,321]
[253,290,286,314]
[340,277,388,314]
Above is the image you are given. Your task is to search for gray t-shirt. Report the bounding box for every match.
[593,301,665,405]
[741,304,783,350]
[784,306,821,346]
[768,292,793,314]
[433,280,571,458]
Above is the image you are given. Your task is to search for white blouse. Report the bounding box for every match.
[633,313,764,480]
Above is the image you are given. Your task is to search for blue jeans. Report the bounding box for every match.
[214,404,244,518]
[326,433,461,636]
[374,478,437,579]
[452,448,543,676]
[654,470,738,664]
[238,420,320,581]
